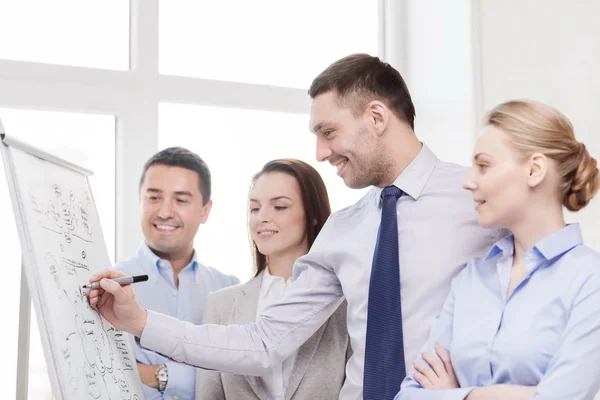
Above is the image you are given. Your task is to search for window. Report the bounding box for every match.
[0,0,129,70]
[160,0,378,88]
[0,2,382,397]
[0,109,115,398]
[159,103,367,281]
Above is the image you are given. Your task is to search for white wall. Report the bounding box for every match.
[385,0,478,167]
[476,0,600,249]
[405,0,478,166]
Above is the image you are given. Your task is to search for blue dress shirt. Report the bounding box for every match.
[397,223,600,399]
[116,242,239,400]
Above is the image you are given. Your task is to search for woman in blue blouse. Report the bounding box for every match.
[398,100,600,400]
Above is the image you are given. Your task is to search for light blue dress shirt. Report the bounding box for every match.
[116,242,239,400]
[397,223,600,400]
[137,144,505,400]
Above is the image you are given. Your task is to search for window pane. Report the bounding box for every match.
[159,103,367,282]
[0,0,128,70]
[160,0,378,89]
[0,109,115,398]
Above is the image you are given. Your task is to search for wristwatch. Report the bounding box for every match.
[155,363,168,392]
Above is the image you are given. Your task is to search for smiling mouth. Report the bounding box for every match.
[257,230,278,237]
[332,158,348,176]
[154,224,179,232]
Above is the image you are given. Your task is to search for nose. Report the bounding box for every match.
[316,136,332,162]
[256,206,272,223]
[157,199,175,219]
[462,170,477,191]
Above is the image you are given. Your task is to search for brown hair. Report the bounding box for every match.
[308,53,416,129]
[140,146,211,205]
[249,159,331,277]
[486,100,599,211]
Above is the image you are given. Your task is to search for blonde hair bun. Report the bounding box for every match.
[564,143,600,211]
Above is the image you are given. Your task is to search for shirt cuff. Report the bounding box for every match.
[442,387,477,400]
[395,387,476,400]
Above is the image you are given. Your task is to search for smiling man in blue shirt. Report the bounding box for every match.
[116,147,239,400]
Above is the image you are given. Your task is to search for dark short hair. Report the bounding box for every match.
[250,159,331,277]
[308,53,416,129]
[139,147,211,205]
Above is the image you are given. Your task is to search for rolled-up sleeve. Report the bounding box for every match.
[140,220,344,376]
[532,270,600,399]
[396,270,475,400]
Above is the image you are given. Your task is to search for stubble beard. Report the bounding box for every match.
[353,143,393,189]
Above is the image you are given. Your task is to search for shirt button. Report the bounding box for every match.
[172,290,178,296]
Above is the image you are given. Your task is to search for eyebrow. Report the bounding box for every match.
[311,121,333,133]
[473,153,493,162]
[249,196,292,202]
[145,188,193,196]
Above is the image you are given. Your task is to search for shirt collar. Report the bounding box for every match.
[374,143,438,202]
[534,223,583,260]
[484,235,513,261]
[260,267,287,294]
[137,241,198,275]
[484,223,583,262]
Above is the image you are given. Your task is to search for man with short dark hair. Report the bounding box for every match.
[90,55,503,400]
[117,147,239,400]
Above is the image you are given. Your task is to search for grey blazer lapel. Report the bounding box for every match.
[234,276,261,323]
[234,276,268,400]
[284,321,328,400]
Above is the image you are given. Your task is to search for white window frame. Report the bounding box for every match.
[0,0,408,262]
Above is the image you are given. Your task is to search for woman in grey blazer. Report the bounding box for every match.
[196,159,349,400]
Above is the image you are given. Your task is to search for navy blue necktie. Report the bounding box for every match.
[364,185,405,400]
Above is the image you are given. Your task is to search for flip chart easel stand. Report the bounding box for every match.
[17,258,31,399]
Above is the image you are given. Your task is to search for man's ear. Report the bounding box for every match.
[200,199,213,224]
[366,100,389,137]
[527,153,548,188]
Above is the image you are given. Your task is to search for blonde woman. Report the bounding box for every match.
[398,100,600,399]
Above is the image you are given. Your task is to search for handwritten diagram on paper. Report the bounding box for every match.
[10,148,144,400]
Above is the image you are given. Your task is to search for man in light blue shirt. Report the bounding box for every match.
[116,147,239,400]
[89,54,504,400]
